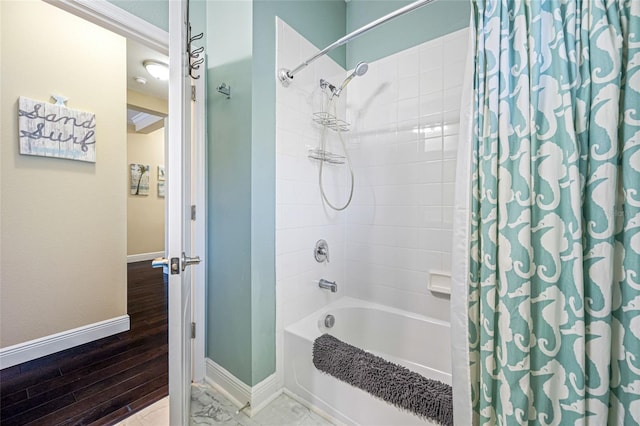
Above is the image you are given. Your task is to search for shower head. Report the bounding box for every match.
[353,61,369,76]
[333,61,368,98]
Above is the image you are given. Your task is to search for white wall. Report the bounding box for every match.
[345,29,468,321]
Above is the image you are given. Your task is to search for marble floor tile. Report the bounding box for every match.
[191,383,334,426]
[190,382,258,426]
[115,396,169,426]
[250,394,333,426]
[116,383,334,426]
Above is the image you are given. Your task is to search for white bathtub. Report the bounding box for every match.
[284,297,451,425]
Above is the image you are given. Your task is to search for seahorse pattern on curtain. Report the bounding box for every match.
[468,0,640,424]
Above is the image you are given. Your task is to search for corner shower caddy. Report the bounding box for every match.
[312,112,350,132]
[308,146,346,164]
[308,80,350,165]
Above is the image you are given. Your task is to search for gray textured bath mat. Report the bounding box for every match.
[312,334,453,426]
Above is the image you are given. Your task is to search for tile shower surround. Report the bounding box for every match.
[275,18,349,392]
[344,28,468,320]
[276,18,468,385]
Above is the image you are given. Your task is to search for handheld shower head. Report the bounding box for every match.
[333,61,368,98]
[353,61,369,76]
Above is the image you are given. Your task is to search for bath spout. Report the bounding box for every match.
[319,278,337,293]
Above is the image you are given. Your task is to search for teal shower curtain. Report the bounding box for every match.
[467,0,640,424]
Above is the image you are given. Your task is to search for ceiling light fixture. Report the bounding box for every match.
[143,60,169,81]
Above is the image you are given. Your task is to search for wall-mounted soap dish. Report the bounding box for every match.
[428,271,451,295]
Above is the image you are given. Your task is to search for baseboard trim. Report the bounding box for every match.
[0,315,130,369]
[205,358,281,416]
[249,374,282,416]
[127,251,164,263]
[205,358,251,408]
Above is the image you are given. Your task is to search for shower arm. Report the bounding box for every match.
[278,0,437,87]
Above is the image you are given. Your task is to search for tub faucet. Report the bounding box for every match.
[319,278,337,293]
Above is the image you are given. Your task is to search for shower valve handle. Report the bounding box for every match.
[315,239,329,263]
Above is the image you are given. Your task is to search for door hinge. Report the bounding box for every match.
[191,205,196,221]
[191,322,196,339]
[191,85,196,101]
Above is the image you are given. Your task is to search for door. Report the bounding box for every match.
[167,0,201,424]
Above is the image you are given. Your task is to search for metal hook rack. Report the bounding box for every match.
[191,46,204,58]
[187,26,204,79]
[187,0,204,79]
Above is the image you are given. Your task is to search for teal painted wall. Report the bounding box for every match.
[204,0,345,388]
[106,0,168,31]
[190,0,208,44]
[346,0,470,68]
[206,58,253,386]
[206,1,254,386]
[250,0,346,385]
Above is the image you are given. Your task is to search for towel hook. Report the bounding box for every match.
[217,83,231,99]
[186,0,204,79]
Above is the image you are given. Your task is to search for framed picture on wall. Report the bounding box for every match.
[130,163,150,196]
[18,96,97,162]
[158,165,165,181]
[158,181,165,198]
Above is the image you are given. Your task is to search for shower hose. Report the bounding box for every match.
[318,98,354,211]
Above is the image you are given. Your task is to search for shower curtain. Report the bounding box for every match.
[451,0,640,425]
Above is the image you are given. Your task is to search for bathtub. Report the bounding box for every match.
[284,297,451,425]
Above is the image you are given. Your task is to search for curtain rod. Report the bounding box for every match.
[278,0,438,87]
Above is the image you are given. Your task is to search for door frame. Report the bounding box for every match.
[45,0,168,54]
[45,0,207,413]
[191,61,207,383]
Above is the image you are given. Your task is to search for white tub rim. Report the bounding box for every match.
[284,296,451,341]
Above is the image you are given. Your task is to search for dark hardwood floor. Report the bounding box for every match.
[0,261,168,425]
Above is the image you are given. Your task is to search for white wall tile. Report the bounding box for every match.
[397,97,420,121]
[397,46,421,77]
[443,122,460,136]
[420,67,444,96]
[420,39,444,72]
[444,85,463,113]
[396,120,419,144]
[442,206,454,230]
[441,252,452,272]
[442,183,456,206]
[421,138,444,162]
[443,109,461,130]
[393,227,420,248]
[398,75,420,100]
[420,93,444,117]
[443,134,458,160]
[419,206,443,228]
[444,60,467,90]
[275,19,348,359]
[442,28,469,63]
[442,159,457,183]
